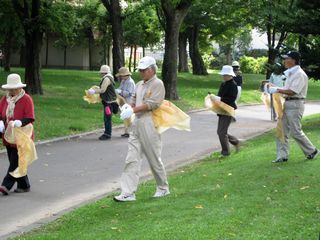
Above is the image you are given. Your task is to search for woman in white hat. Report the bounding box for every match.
[0,73,35,195]
[115,67,135,137]
[87,65,118,140]
[212,65,240,156]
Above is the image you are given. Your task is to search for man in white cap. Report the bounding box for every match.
[114,56,170,202]
[212,65,240,156]
[268,51,318,162]
[88,65,118,140]
[115,67,136,137]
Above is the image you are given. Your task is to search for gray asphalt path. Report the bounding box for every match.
[0,103,319,239]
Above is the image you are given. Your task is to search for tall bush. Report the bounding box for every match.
[239,56,267,74]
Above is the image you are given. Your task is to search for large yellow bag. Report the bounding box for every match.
[204,94,235,118]
[4,123,37,178]
[83,86,101,104]
[152,100,191,134]
[272,93,285,143]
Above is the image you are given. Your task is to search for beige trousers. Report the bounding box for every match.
[120,113,169,195]
[276,100,315,159]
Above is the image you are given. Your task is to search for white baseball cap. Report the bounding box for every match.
[2,73,26,89]
[219,65,235,77]
[137,56,157,70]
[99,65,111,74]
[232,61,240,67]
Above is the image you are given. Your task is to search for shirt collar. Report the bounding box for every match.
[284,65,300,77]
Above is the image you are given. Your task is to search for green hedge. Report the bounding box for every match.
[239,56,268,74]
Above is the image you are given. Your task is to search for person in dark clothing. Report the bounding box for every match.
[0,73,35,195]
[88,65,118,140]
[212,65,240,156]
[232,61,243,101]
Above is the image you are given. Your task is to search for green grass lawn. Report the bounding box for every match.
[13,114,320,240]
[0,68,319,140]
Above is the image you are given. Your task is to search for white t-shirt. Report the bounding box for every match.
[283,65,308,98]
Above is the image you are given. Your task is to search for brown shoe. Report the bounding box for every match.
[0,186,9,195]
[14,188,30,193]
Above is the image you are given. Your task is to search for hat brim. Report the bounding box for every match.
[281,54,290,59]
[219,72,235,77]
[115,73,132,77]
[2,83,26,89]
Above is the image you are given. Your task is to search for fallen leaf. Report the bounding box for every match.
[195,205,203,209]
[300,186,310,190]
[111,227,117,230]
[228,173,232,176]
[224,194,228,199]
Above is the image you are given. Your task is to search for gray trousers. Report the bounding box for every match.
[120,114,169,195]
[217,115,239,155]
[276,100,315,159]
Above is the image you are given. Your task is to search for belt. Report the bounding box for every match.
[285,97,305,101]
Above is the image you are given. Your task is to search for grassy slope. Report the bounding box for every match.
[14,114,320,240]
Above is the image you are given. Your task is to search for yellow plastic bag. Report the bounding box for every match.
[83,85,101,104]
[272,93,285,143]
[152,100,191,134]
[204,94,235,118]
[261,93,271,109]
[4,123,37,178]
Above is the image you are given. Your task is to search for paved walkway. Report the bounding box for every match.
[0,103,320,239]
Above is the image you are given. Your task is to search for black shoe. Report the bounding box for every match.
[306,149,318,160]
[99,134,111,141]
[14,188,30,193]
[121,133,129,138]
[0,186,9,195]
[272,158,288,163]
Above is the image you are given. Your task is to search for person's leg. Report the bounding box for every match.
[139,117,169,192]
[101,104,112,139]
[276,106,290,160]
[217,115,232,156]
[286,101,316,156]
[2,147,19,191]
[119,132,143,196]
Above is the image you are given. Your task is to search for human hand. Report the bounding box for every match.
[115,89,121,94]
[87,88,95,95]
[120,107,134,120]
[120,103,132,112]
[0,120,4,133]
[268,87,279,94]
[13,120,22,128]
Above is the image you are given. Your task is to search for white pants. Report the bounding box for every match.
[276,100,315,159]
[236,86,242,102]
[120,114,169,195]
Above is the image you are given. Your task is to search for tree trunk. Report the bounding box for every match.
[3,27,13,72]
[45,32,49,68]
[133,45,137,72]
[13,0,43,95]
[178,31,189,72]
[188,25,208,75]
[24,29,43,94]
[19,44,25,67]
[63,46,67,69]
[101,0,124,74]
[129,46,133,72]
[160,0,192,100]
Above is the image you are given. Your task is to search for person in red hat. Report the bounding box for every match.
[0,73,35,195]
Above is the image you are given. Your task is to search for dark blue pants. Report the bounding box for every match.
[2,146,30,190]
[103,103,113,137]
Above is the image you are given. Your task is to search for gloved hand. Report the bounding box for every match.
[115,89,121,94]
[212,95,221,102]
[268,87,279,94]
[0,120,4,133]
[120,103,132,112]
[87,88,95,95]
[13,120,22,128]
[120,106,134,120]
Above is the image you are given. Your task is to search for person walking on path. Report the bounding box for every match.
[232,61,243,102]
[0,74,35,195]
[88,65,118,140]
[212,65,240,156]
[114,56,170,202]
[268,51,318,163]
[115,67,135,138]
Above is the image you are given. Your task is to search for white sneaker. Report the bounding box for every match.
[113,193,136,202]
[153,188,170,198]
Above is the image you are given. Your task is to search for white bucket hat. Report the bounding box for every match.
[115,67,131,77]
[2,73,26,89]
[219,65,235,77]
[137,56,157,70]
[99,65,111,74]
